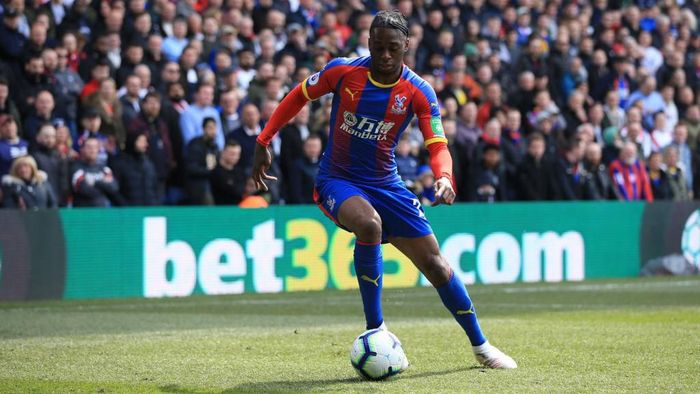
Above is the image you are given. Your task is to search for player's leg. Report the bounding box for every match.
[314,179,385,330]
[388,235,517,369]
[387,235,486,346]
[336,196,385,329]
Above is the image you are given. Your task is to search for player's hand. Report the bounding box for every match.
[432,176,455,206]
[251,143,277,192]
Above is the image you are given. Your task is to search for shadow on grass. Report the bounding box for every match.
[215,366,474,393]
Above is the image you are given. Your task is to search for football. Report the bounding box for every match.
[350,328,409,380]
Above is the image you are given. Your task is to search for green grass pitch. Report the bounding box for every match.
[1,277,699,393]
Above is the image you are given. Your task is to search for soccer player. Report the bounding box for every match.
[252,10,516,369]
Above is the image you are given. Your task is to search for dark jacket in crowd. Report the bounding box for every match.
[586,163,616,200]
[468,163,510,202]
[516,155,555,200]
[31,145,69,205]
[128,113,175,184]
[184,136,218,204]
[287,156,319,204]
[649,169,673,200]
[551,157,600,200]
[70,160,122,207]
[210,162,246,205]
[111,134,159,206]
[1,172,57,209]
[279,123,306,200]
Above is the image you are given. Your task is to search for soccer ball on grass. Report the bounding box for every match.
[350,328,409,380]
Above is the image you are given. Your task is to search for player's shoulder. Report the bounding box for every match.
[324,56,371,71]
[402,67,436,96]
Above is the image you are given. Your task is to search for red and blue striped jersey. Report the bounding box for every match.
[301,56,447,184]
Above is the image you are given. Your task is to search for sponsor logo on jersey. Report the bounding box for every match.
[340,111,394,141]
[430,117,445,137]
[308,72,320,86]
[391,94,407,114]
[344,87,359,101]
[326,196,336,211]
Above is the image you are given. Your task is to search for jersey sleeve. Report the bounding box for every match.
[300,58,350,101]
[412,82,448,148]
[412,81,453,183]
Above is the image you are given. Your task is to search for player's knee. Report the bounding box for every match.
[353,213,382,243]
[423,255,451,287]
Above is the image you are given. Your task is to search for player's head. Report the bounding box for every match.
[369,10,409,75]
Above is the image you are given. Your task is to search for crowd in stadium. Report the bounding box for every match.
[0,0,698,208]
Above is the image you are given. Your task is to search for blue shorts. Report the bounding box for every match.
[313,177,433,242]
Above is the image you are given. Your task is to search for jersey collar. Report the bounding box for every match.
[367,65,404,88]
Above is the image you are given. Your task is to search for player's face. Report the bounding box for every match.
[368,28,408,77]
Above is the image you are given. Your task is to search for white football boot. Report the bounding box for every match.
[472,341,517,369]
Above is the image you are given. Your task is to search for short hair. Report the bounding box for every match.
[369,10,409,37]
[224,140,240,149]
[202,117,217,128]
[528,132,545,145]
[142,91,161,103]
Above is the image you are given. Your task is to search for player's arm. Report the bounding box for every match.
[253,58,347,191]
[252,85,308,191]
[413,84,455,206]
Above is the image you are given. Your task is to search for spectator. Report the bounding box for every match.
[238,177,269,208]
[396,133,418,189]
[0,115,29,177]
[84,78,126,150]
[288,134,321,204]
[475,119,519,198]
[645,111,673,156]
[668,123,693,195]
[210,140,246,205]
[507,71,536,120]
[180,84,224,151]
[2,155,56,209]
[551,138,599,200]
[119,74,142,125]
[23,90,58,144]
[502,109,525,155]
[53,46,84,132]
[112,131,159,206]
[683,105,700,152]
[647,151,672,200]
[30,123,68,205]
[609,142,653,202]
[516,133,554,201]
[13,54,51,117]
[469,144,510,203]
[79,57,111,102]
[455,102,481,147]
[219,89,241,136]
[415,164,436,205]
[626,76,665,127]
[184,117,219,205]
[128,91,174,201]
[75,108,110,165]
[0,8,27,64]
[54,120,77,161]
[279,104,311,199]
[584,143,615,200]
[161,17,189,62]
[663,146,690,201]
[227,102,262,170]
[603,90,626,131]
[0,77,22,129]
[70,137,122,207]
